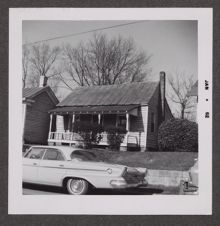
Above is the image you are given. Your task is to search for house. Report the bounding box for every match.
[48,72,173,151]
[187,80,198,121]
[23,82,59,145]
[187,80,198,101]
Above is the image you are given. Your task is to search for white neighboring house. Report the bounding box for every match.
[187,81,198,122]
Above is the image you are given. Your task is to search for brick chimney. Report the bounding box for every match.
[160,71,166,120]
[39,75,48,87]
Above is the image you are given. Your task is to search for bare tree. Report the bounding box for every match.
[27,69,39,87]
[168,72,196,119]
[61,33,151,89]
[29,43,61,86]
[22,46,30,88]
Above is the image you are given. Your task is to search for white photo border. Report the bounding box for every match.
[9,8,212,215]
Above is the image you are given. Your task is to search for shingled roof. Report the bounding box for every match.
[58,82,159,107]
[23,87,45,99]
[23,86,59,105]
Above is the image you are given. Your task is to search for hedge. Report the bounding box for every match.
[158,118,198,152]
[72,121,103,148]
[105,126,127,151]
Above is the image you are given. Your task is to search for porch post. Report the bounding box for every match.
[22,103,27,143]
[67,115,73,132]
[71,114,75,142]
[48,114,53,139]
[72,114,75,123]
[102,114,104,126]
[116,114,119,127]
[49,114,53,133]
[98,114,101,124]
[56,115,64,132]
[126,113,129,132]
[71,114,75,133]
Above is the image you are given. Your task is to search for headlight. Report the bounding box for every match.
[106,168,112,174]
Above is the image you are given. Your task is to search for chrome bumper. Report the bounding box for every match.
[180,181,198,195]
[110,179,148,189]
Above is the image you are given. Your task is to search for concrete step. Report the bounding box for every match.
[145,169,189,187]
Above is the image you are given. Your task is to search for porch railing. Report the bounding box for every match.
[48,131,139,146]
[48,132,83,142]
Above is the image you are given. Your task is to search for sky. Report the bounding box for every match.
[22,20,198,116]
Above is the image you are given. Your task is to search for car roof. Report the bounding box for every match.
[30,145,85,160]
[31,145,80,150]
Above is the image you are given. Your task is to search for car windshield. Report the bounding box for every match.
[70,150,98,161]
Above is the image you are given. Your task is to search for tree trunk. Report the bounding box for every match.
[181,105,185,119]
[22,79,26,88]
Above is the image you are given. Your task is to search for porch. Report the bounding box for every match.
[48,131,139,148]
[48,105,144,150]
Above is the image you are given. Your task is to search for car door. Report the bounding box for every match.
[23,147,46,183]
[38,148,67,186]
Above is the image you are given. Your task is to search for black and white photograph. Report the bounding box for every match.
[9,8,212,214]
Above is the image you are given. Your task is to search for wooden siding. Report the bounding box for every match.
[164,99,173,120]
[146,85,162,150]
[129,106,148,149]
[24,92,56,144]
[146,85,173,150]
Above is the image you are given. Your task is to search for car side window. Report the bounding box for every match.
[43,149,65,161]
[25,148,45,159]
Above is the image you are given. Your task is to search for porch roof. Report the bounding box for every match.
[49,105,139,116]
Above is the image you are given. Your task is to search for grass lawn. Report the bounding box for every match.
[90,149,198,171]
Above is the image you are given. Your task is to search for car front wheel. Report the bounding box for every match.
[66,178,89,195]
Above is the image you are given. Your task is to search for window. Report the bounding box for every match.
[43,149,65,161]
[70,150,97,161]
[151,112,155,132]
[25,148,45,159]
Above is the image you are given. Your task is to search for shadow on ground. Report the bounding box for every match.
[23,183,164,195]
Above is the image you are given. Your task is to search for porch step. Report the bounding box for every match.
[127,146,140,152]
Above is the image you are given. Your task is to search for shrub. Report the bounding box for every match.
[72,121,103,148]
[105,126,127,151]
[158,118,198,152]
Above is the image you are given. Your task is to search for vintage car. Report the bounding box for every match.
[23,145,148,195]
[179,159,198,195]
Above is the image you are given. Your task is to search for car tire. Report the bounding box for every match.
[66,178,89,195]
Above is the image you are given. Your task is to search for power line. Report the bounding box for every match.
[23,21,145,46]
